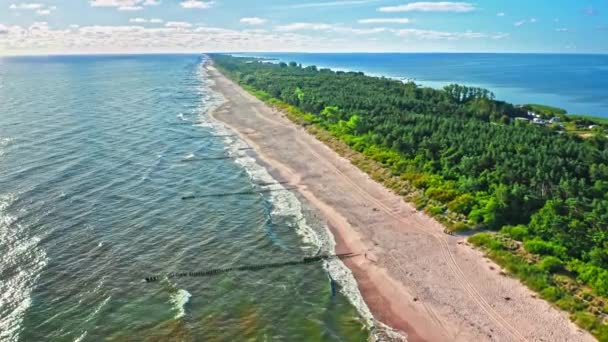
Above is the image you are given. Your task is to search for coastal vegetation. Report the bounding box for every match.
[211,54,608,340]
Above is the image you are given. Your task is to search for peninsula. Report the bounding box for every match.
[206,54,607,341]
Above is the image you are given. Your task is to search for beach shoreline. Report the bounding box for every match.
[206,61,596,342]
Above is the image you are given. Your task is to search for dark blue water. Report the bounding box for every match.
[0,54,371,341]
[237,53,608,117]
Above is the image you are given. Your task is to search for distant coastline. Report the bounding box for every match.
[232,52,608,119]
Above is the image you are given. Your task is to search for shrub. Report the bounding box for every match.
[539,256,564,272]
[540,286,563,301]
[427,205,445,216]
[524,238,567,258]
[413,194,428,210]
[451,222,471,232]
[425,184,459,203]
[574,311,598,331]
[500,225,529,241]
[469,233,503,251]
[555,295,587,312]
[447,193,476,214]
[569,260,608,297]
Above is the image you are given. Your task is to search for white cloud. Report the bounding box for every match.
[9,3,56,15]
[289,0,380,9]
[555,28,572,32]
[165,21,193,28]
[275,22,386,35]
[35,6,56,15]
[9,3,44,10]
[491,32,509,39]
[379,2,475,13]
[69,24,80,29]
[90,0,137,7]
[240,17,267,25]
[275,22,334,31]
[128,17,163,24]
[358,18,411,24]
[514,18,537,27]
[90,0,158,10]
[496,12,505,17]
[119,6,143,10]
[0,21,515,55]
[0,23,338,55]
[180,0,214,9]
[396,28,491,40]
[0,24,8,34]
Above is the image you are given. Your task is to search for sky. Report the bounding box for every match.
[0,0,607,55]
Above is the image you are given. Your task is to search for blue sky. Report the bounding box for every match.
[0,0,607,55]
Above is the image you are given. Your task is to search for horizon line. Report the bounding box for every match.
[2,51,608,58]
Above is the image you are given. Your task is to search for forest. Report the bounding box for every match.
[211,54,608,339]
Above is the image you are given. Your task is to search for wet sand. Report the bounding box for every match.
[207,63,596,342]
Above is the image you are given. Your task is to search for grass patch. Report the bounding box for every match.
[524,104,567,117]
[569,114,608,125]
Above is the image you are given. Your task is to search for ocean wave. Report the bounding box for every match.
[0,137,15,157]
[170,289,192,320]
[0,193,48,342]
[73,331,88,342]
[183,152,195,161]
[0,137,15,146]
[86,295,111,322]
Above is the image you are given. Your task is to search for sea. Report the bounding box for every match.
[0,55,373,341]
[235,53,608,118]
[3,52,606,341]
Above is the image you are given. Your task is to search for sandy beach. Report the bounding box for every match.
[207,62,596,342]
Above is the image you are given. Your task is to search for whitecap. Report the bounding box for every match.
[0,137,15,147]
[0,137,15,157]
[87,295,111,321]
[170,289,191,319]
[73,331,88,342]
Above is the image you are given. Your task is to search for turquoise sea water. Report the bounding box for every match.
[236,53,608,118]
[0,55,370,341]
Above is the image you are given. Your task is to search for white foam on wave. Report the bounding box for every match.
[0,137,15,147]
[86,295,111,322]
[0,137,15,157]
[73,331,88,342]
[0,193,48,342]
[177,113,187,121]
[194,58,398,340]
[170,289,192,319]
